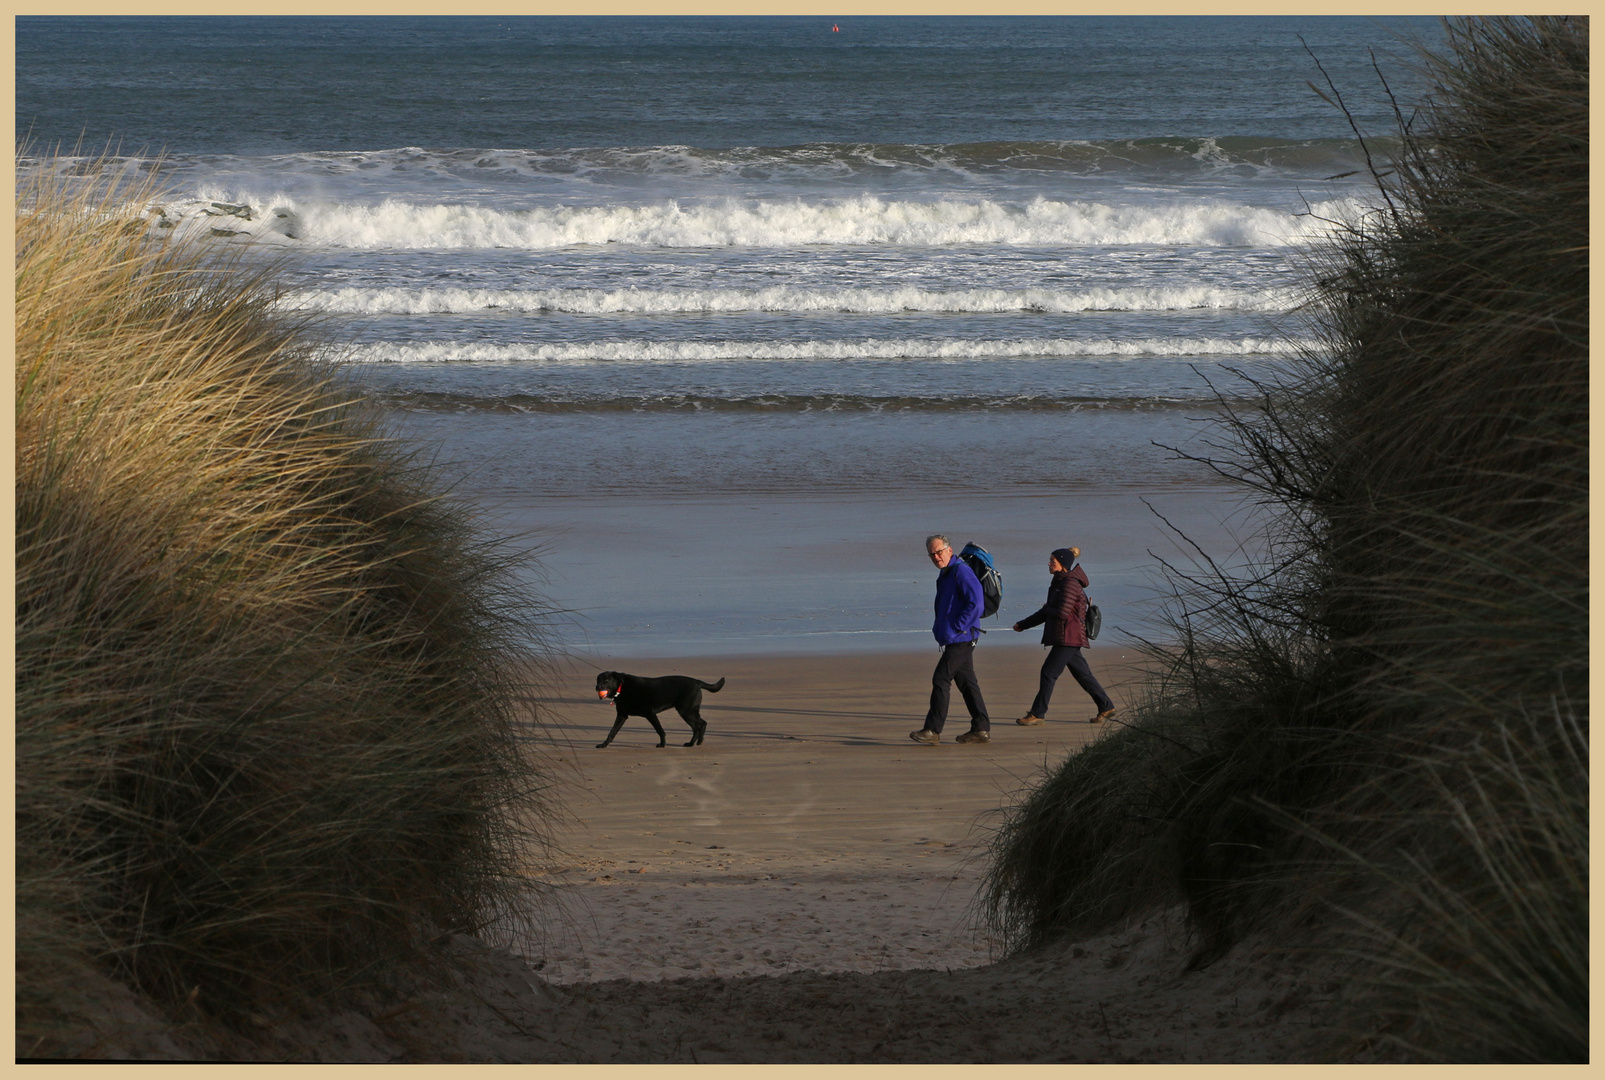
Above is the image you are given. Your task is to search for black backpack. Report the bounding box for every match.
[1071,560,1101,641]
[956,542,1003,619]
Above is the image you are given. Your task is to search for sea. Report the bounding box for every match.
[18,15,1445,657]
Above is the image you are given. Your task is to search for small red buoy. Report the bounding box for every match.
[832,24,839,32]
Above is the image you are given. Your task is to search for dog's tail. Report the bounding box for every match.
[700,677,726,693]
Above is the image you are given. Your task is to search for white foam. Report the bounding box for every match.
[343,336,1307,364]
[160,192,1361,250]
[286,284,1300,315]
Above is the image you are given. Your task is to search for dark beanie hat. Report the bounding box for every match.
[1051,547,1077,570]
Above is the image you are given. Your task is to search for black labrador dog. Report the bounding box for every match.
[594,671,725,748]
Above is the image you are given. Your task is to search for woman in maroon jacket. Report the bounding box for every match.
[1011,546,1116,725]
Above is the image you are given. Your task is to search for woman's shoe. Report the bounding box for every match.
[1015,714,1045,726]
[1089,708,1116,724]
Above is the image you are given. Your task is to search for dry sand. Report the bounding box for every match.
[95,646,1343,1062]
[526,646,1141,983]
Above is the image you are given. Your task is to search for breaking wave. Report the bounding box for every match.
[345,336,1306,364]
[159,193,1360,250]
[290,284,1300,315]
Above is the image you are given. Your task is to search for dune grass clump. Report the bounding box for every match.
[983,17,1586,1061]
[16,161,555,1054]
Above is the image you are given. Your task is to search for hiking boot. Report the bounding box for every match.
[1015,714,1045,726]
[909,729,940,745]
[1090,708,1117,724]
[954,729,990,744]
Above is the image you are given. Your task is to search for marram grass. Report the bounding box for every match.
[16,159,557,1054]
[983,17,1586,1062]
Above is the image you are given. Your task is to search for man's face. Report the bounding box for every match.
[927,540,952,569]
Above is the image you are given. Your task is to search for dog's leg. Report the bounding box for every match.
[596,708,630,749]
[677,705,706,747]
[644,711,667,748]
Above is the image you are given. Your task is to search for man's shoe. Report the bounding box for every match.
[1015,714,1045,726]
[1090,708,1117,724]
[909,729,940,744]
[955,729,990,744]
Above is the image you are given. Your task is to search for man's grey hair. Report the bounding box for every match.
[926,534,950,549]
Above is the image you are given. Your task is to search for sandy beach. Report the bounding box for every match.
[524,645,1143,982]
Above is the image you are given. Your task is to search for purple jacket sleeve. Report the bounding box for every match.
[932,560,984,645]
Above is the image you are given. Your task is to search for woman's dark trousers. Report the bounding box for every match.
[1031,645,1113,718]
[926,641,989,733]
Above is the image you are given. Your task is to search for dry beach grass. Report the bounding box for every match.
[15,157,558,1055]
[982,16,1587,1062]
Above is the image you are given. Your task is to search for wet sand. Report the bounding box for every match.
[478,485,1251,657]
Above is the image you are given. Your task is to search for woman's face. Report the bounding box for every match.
[1048,555,1063,573]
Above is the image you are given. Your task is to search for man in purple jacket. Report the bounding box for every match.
[910,534,991,745]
